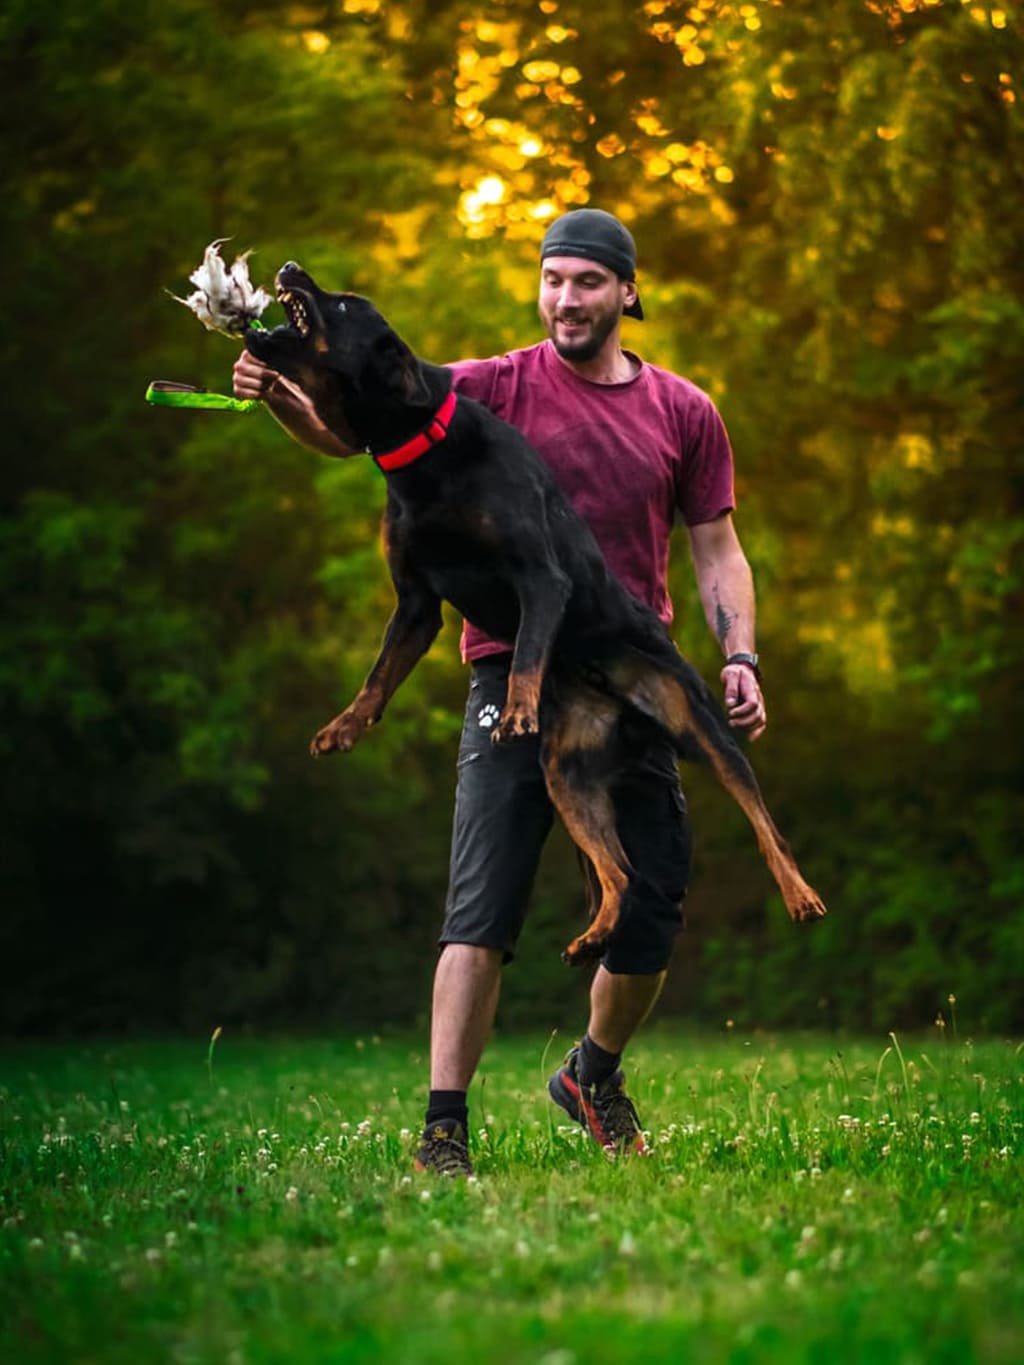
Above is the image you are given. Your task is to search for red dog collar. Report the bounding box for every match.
[374,390,457,472]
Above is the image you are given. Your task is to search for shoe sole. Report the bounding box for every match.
[413,1156,473,1177]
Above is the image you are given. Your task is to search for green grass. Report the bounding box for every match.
[1,1029,1021,1364]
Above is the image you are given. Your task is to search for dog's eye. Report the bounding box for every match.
[337,300,347,313]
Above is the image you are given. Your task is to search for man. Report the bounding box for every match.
[233,209,766,1178]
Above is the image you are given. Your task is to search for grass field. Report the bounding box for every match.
[1,1028,1021,1364]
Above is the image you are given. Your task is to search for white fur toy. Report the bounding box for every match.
[171,240,271,338]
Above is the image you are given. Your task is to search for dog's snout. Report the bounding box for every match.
[281,261,301,274]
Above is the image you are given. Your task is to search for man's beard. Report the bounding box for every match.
[545,305,619,362]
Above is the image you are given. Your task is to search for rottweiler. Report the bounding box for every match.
[246,263,826,963]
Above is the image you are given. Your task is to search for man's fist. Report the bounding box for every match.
[233,350,279,401]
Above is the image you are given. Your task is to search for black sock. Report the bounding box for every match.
[577,1034,622,1087]
[425,1089,468,1132]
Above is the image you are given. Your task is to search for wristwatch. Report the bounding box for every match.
[726,652,762,683]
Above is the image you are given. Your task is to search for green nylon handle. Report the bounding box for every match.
[145,382,262,413]
[146,317,268,413]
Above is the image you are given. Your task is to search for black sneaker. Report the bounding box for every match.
[548,1047,647,1154]
[414,1119,473,1177]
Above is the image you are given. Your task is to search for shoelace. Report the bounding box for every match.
[596,1090,642,1143]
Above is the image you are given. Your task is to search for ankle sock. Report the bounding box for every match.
[425,1089,468,1132]
[577,1034,622,1087]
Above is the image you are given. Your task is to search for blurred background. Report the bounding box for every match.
[2,0,1021,1037]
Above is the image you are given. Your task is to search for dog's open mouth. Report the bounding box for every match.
[277,286,313,339]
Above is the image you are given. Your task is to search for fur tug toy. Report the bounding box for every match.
[146,241,271,413]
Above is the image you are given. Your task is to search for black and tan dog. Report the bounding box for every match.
[247,263,827,963]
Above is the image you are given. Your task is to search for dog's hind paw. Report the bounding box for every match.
[784,884,828,923]
[561,931,609,967]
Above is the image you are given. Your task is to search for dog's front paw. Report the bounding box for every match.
[491,705,539,744]
[309,710,371,757]
[561,931,609,967]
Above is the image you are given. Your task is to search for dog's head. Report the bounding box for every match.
[245,263,428,444]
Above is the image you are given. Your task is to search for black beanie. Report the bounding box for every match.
[540,209,644,320]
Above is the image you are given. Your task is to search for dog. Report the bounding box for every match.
[246,263,827,964]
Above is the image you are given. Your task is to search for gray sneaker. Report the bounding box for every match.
[548,1047,647,1153]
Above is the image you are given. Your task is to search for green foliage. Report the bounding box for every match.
[1,0,1021,1033]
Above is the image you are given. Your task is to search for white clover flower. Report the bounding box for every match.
[285,1187,299,1203]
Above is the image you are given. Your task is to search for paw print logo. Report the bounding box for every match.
[477,703,501,730]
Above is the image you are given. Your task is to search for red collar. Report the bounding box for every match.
[373,390,457,472]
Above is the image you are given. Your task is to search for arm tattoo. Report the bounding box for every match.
[712,581,736,649]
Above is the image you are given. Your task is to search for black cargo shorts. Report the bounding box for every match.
[439,656,691,974]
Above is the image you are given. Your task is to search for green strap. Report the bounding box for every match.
[145,382,261,414]
[146,319,268,412]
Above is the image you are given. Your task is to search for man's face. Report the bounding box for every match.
[538,256,635,362]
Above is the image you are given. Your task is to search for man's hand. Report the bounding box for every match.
[232,348,355,459]
[233,349,281,401]
[720,662,766,741]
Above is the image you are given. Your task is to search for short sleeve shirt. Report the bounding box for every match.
[448,339,735,662]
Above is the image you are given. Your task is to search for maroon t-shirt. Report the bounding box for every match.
[448,339,735,662]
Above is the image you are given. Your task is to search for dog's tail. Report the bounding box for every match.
[584,634,827,926]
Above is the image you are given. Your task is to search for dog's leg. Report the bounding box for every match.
[494,570,571,743]
[541,686,635,965]
[603,656,827,923]
[310,585,442,755]
[575,848,602,924]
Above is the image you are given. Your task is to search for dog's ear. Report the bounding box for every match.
[373,330,431,405]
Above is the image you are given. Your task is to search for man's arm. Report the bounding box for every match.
[688,513,767,740]
[232,351,355,459]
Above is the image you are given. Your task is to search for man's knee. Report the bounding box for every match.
[436,942,504,974]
